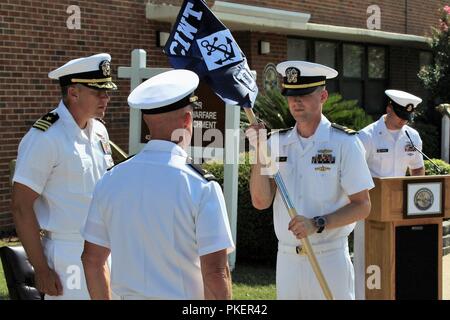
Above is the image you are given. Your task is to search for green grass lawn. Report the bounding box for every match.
[232,263,276,300]
[0,238,276,300]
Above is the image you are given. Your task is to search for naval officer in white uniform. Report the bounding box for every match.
[358,89,425,177]
[11,53,117,299]
[354,89,424,299]
[246,61,374,300]
[81,69,235,300]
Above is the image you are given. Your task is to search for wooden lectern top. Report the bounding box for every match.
[369,175,450,222]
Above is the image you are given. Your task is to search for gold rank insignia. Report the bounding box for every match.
[315,165,331,172]
[331,123,357,135]
[32,112,59,131]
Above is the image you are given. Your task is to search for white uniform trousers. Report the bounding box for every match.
[276,237,355,300]
[42,234,90,300]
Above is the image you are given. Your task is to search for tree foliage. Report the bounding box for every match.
[418,6,450,105]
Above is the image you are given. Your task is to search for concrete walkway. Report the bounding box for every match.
[443,254,450,299]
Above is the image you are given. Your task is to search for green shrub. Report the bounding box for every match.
[203,157,277,265]
[411,122,442,159]
[425,158,450,175]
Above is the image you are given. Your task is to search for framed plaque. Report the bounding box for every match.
[403,179,445,219]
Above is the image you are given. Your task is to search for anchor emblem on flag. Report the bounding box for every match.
[197,29,243,71]
[200,36,236,65]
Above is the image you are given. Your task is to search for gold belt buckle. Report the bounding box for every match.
[295,246,307,256]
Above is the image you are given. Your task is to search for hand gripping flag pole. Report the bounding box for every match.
[244,108,333,300]
[164,0,332,299]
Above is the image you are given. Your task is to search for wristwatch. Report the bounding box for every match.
[313,216,327,233]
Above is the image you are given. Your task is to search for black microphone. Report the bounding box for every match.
[405,130,443,174]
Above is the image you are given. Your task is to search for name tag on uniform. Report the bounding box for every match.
[276,156,288,162]
[376,149,389,153]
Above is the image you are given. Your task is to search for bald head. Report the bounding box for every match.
[143,105,194,149]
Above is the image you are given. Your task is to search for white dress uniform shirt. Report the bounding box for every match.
[83,140,235,300]
[13,100,113,234]
[358,115,424,177]
[13,100,113,299]
[267,115,374,299]
[268,115,374,246]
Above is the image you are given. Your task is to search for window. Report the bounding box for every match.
[315,41,337,93]
[368,47,386,79]
[315,41,336,68]
[287,39,307,60]
[343,44,363,78]
[286,38,388,116]
[419,51,433,72]
[366,46,387,115]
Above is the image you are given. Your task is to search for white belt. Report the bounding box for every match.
[278,237,348,256]
[41,230,83,242]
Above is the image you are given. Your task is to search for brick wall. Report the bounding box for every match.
[0,0,171,231]
[233,31,287,89]
[238,0,445,36]
[0,0,445,231]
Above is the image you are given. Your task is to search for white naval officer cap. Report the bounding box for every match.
[48,53,117,90]
[276,61,338,96]
[128,69,200,114]
[385,89,422,121]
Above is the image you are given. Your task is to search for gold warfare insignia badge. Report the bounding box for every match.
[286,67,299,84]
[406,104,413,112]
[100,60,111,77]
[414,188,434,211]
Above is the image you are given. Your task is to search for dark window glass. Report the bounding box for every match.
[315,41,336,68]
[287,39,307,60]
[343,44,363,78]
[368,47,386,79]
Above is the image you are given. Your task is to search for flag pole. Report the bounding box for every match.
[244,107,333,300]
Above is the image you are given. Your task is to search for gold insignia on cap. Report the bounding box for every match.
[189,96,198,103]
[100,60,111,77]
[286,67,299,84]
[406,104,413,112]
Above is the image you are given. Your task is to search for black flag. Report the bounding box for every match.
[163,0,258,108]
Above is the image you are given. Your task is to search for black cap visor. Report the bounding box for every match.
[282,86,319,97]
[391,102,413,121]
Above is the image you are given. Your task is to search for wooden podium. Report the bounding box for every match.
[365,175,450,300]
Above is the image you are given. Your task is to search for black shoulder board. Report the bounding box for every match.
[331,123,358,135]
[187,163,217,182]
[32,112,59,131]
[95,118,106,125]
[267,127,293,137]
[107,154,135,171]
